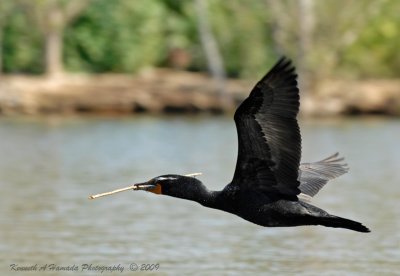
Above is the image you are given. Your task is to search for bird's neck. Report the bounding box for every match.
[192,188,222,209]
[173,184,222,209]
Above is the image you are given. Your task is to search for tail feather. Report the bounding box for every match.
[317,215,370,233]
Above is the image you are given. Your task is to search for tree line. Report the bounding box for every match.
[0,0,399,79]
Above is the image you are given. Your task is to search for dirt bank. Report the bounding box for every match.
[0,70,399,116]
[0,70,246,115]
[304,79,400,116]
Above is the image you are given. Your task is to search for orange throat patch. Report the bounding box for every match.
[149,184,162,195]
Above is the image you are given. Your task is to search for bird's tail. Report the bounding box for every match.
[317,215,370,233]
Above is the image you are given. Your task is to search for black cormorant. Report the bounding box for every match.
[91,58,370,232]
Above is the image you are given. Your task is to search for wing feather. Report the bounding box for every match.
[298,153,349,200]
[232,57,301,201]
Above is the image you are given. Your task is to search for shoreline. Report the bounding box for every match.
[1,69,399,117]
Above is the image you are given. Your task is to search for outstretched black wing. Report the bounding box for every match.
[232,57,301,201]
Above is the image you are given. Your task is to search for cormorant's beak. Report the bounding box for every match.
[132,182,157,191]
[134,181,162,195]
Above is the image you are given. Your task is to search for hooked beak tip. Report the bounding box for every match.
[132,185,139,190]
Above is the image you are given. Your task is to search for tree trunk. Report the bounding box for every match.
[195,0,231,107]
[298,0,314,94]
[45,29,63,77]
[45,4,64,77]
[0,26,3,76]
[266,0,286,56]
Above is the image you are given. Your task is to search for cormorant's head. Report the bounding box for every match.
[133,174,204,198]
[88,172,213,206]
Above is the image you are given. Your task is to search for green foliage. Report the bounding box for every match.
[1,0,400,78]
[65,0,167,72]
[208,0,276,77]
[3,10,43,74]
[341,1,400,78]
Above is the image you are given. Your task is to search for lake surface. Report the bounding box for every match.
[0,116,399,275]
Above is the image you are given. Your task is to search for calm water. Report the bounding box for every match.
[0,116,399,275]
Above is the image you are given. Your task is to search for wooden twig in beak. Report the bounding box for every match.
[89,184,137,200]
[185,172,202,177]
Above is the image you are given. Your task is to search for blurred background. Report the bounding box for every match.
[0,0,399,115]
[1,0,399,275]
